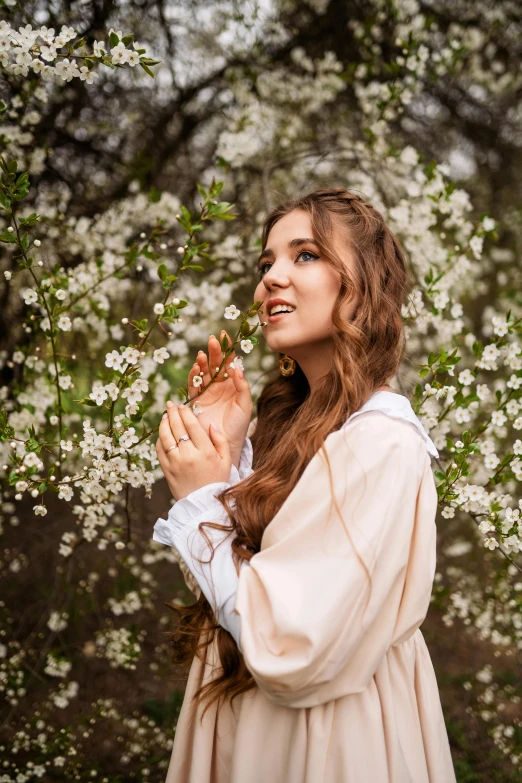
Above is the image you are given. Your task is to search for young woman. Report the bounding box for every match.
[153,187,457,782]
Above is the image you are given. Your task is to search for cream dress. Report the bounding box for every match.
[160,392,457,783]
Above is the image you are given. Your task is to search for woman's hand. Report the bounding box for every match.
[156,400,231,501]
[186,330,253,468]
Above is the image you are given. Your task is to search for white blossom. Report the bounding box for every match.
[224,304,241,320]
[153,347,169,364]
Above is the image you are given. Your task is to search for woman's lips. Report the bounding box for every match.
[267,309,295,323]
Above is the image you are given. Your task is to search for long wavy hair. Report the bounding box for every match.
[167,186,412,722]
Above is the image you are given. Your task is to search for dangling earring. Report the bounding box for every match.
[279,354,296,376]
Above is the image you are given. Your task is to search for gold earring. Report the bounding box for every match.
[279,354,296,376]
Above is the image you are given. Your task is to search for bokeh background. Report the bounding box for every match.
[1,0,522,780]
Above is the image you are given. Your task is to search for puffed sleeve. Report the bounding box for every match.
[234,412,437,708]
[152,435,255,647]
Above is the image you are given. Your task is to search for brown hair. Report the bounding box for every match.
[167,186,411,721]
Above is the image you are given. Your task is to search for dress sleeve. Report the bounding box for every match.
[152,435,254,650]
[234,412,437,708]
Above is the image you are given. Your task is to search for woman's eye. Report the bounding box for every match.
[256,250,318,277]
[297,251,317,263]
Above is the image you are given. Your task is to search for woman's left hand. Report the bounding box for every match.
[156,400,232,501]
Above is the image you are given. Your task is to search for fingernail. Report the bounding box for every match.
[166,400,173,409]
[162,412,168,419]
[210,420,220,432]
[237,367,244,379]
[198,350,204,355]
[178,403,185,409]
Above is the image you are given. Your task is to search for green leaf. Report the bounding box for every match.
[73,37,87,50]
[0,190,11,210]
[0,230,17,244]
[122,34,134,46]
[139,61,155,79]
[109,32,119,47]
[197,183,207,200]
[147,186,161,203]
[25,438,40,453]
[186,264,204,272]
[18,212,40,226]
[209,180,224,197]
[157,264,168,281]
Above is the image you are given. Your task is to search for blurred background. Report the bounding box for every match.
[1,0,522,780]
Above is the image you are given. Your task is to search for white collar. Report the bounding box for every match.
[342,391,439,459]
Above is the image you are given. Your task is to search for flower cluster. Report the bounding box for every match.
[0,21,158,83]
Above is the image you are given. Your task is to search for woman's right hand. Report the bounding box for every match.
[186,330,253,469]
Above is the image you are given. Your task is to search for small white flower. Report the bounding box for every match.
[121,387,142,405]
[224,304,241,320]
[469,235,484,259]
[153,347,170,364]
[105,350,124,371]
[58,485,73,501]
[60,439,73,451]
[125,402,140,417]
[48,612,69,632]
[120,427,139,449]
[79,66,97,84]
[21,288,38,305]
[240,339,254,354]
[57,315,72,331]
[131,378,149,393]
[55,289,67,300]
[58,374,72,390]
[24,451,43,469]
[33,238,41,247]
[482,217,496,232]
[484,536,499,551]
[110,41,130,64]
[229,356,244,371]
[192,375,203,388]
[153,303,165,314]
[4,270,12,280]
[34,504,47,516]
[122,346,140,365]
[89,386,108,405]
[103,382,119,401]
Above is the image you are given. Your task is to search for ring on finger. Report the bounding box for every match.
[165,443,178,454]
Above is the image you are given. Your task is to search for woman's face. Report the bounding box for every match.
[253,209,358,386]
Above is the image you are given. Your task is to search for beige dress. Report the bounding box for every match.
[164,397,457,783]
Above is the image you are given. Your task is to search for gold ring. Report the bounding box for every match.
[165,444,178,454]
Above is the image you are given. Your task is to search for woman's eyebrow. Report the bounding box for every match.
[257,237,320,263]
